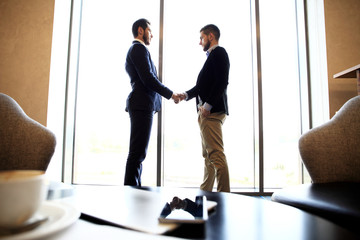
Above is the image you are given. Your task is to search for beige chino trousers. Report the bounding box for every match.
[198,111,230,192]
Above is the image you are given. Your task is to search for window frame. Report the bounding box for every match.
[46,0,328,195]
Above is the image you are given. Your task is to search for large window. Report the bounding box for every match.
[162,0,255,189]
[73,0,160,185]
[57,0,309,192]
[259,0,304,187]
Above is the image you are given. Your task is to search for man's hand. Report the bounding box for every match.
[171,93,186,104]
[199,106,210,117]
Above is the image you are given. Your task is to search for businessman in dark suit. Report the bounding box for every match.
[180,24,230,192]
[124,18,180,186]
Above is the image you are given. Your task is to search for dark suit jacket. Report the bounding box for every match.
[125,41,173,112]
[186,46,230,115]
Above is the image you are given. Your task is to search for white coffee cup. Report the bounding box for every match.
[0,170,48,228]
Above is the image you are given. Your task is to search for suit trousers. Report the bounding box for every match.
[124,110,154,186]
[198,112,230,192]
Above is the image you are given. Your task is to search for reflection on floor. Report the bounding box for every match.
[255,196,272,201]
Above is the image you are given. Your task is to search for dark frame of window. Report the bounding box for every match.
[61,0,310,195]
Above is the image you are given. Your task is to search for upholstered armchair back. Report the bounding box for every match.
[0,93,56,171]
[299,96,360,183]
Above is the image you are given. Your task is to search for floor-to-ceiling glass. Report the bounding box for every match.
[162,0,255,189]
[259,0,303,188]
[70,0,306,190]
[73,0,160,185]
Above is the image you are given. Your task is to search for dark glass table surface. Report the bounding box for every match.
[48,183,360,240]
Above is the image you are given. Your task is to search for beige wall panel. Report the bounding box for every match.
[324,0,360,117]
[0,0,55,125]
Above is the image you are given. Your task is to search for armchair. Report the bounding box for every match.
[0,93,56,171]
[272,96,360,234]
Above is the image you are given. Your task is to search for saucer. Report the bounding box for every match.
[0,201,80,240]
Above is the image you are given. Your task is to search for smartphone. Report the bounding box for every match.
[158,196,208,223]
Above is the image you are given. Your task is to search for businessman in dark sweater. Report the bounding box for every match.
[181,24,230,192]
[124,19,180,186]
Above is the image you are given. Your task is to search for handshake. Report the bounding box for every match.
[170,92,210,117]
[171,93,187,104]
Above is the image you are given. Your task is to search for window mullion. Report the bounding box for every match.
[157,0,165,186]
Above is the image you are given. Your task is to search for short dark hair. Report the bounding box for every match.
[132,18,150,38]
[200,24,220,41]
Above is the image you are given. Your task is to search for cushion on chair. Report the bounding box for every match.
[271,183,360,233]
[299,96,360,183]
[0,93,56,171]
